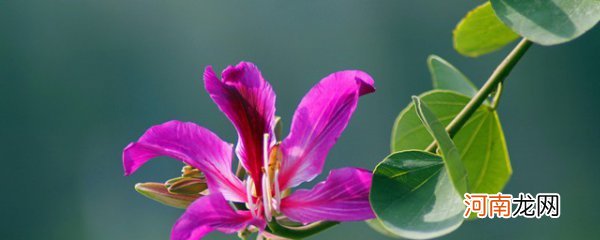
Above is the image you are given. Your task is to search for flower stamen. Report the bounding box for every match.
[261,134,273,221]
[245,176,257,217]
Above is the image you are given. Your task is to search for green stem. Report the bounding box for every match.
[266,220,338,239]
[425,38,532,153]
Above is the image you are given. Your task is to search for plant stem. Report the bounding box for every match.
[425,38,532,153]
[266,220,338,239]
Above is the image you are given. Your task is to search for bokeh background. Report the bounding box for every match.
[1,0,598,239]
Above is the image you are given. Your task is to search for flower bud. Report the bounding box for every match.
[134,182,200,209]
[165,177,208,195]
[181,165,202,178]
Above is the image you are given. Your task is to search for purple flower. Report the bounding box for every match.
[123,62,376,239]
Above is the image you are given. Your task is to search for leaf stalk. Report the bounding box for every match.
[490,82,504,110]
[425,38,532,152]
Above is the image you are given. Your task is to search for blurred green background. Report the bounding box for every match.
[1,0,598,239]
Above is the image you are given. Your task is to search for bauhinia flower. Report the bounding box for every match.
[123,62,376,239]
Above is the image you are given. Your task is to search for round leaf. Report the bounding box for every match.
[491,0,600,45]
[370,150,464,239]
[391,90,512,195]
[366,219,402,239]
[428,55,477,98]
[453,2,519,57]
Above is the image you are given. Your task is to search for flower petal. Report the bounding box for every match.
[171,193,265,240]
[279,167,375,223]
[123,120,245,202]
[278,71,375,189]
[204,62,276,192]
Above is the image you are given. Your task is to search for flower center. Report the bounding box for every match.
[244,133,282,221]
[261,133,283,221]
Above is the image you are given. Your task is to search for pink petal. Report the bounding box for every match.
[171,193,265,240]
[122,120,246,202]
[278,71,375,189]
[204,62,276,193]
[279,167,375,223]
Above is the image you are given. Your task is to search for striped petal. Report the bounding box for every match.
[278,71,375,189]
[204,62,276,194]
[280,167,375,223]
[171,193,265,240]
[123,120,245,202]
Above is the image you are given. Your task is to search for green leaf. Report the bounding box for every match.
[366,219,401,239]
[428,55,477,98]
[453,1,519,57]
[412,96,468,195]
[491,0,600,45]
[370,150,464,239]
[391,90,512,195]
